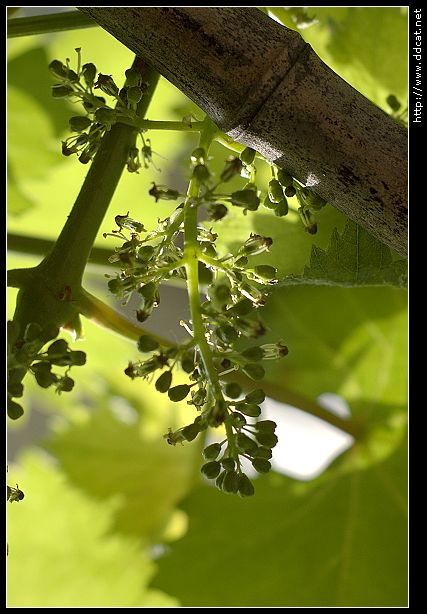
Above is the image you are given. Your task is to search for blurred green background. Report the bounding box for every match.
[7,7,408,607]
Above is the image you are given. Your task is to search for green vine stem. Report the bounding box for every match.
[76,288,172,347]
[7,11,98,38]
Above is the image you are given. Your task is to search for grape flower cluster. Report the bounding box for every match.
[49,49,155,170]
[7,321,86,420]
[26,50,330,498]
[103,141,308,496]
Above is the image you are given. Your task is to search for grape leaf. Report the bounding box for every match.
[46,402,201,541]
[211,197,348,279]
[257,284,407,468]
[7,451,178,607]
[7,162,35,215]
[8,45,75,137]
[292,7,408,111]
[152,435,407,607]
[278,221,407,288]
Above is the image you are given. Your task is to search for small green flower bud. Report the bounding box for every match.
[222,470,240,494]
[241,346,264,362]
[236,318,267,339]
[69,116,92,132]
[207,203,228,221]
[252,458,272,473]
[237,473,255,497]
[82,62,97,87]
[49,59,69,80]
[127,86,143,105]
[69,351,86,366]
[8,367,27,386]
[210,284,231,306]
[217,325,239,344]
[274,198,289,217]
[52,84,74,98]
[190,147,206,165]
[79,142,98,164]
[253,446,273,459]
[201,461,221,479]
[298,207,317,234]
[125,67,142,87]
[256,432,279,448]
[56,375,74,393]
[149,183,180,202]
[234,256,248,268]
[181,423,200,442]
[192,163,210,184]
[254,420,276,434]
[230,412,246,428]
[386,94,401,112]
[203,443,222,460]
[24,322,42,342]
[136,310,151,324]
[208,399,228,427]
[224,382,242,399]
[168,384,191,402]
[137,335,159,353]
[240,147,256,165]
[82,94,106,112]
[239,234,272,256]
[221,458,236,471]
[32,362,56,388]
[231,189,260,211]
[66,69,79,83]
[7,382,24,398]
[155,370,172,393]
[136,245,154,263]
[215,470,227,490]
[277,169,293,187]
[285,185,296,198]
[181,352,195,374]
[268,179,284,203]
[220,157,243,182]
[164,428,185,446]
[40,324,60,343]
[263,194,277,210]
[242,363,265,380]
[228,298,252,316]
[299,188,326,211]
[236,432,258,454]
[7,484,25,502]
[191,387,207,407]
[47,339,68,357]
[138,282,160,308]
[94,73,119,97]
[7,398,24,420]
[236,403,261,417]
[94,106,117,125]
[253,265,277,281]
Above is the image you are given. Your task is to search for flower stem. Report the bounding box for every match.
[183,119,221,397]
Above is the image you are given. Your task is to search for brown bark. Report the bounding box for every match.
[78,7,408,257]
